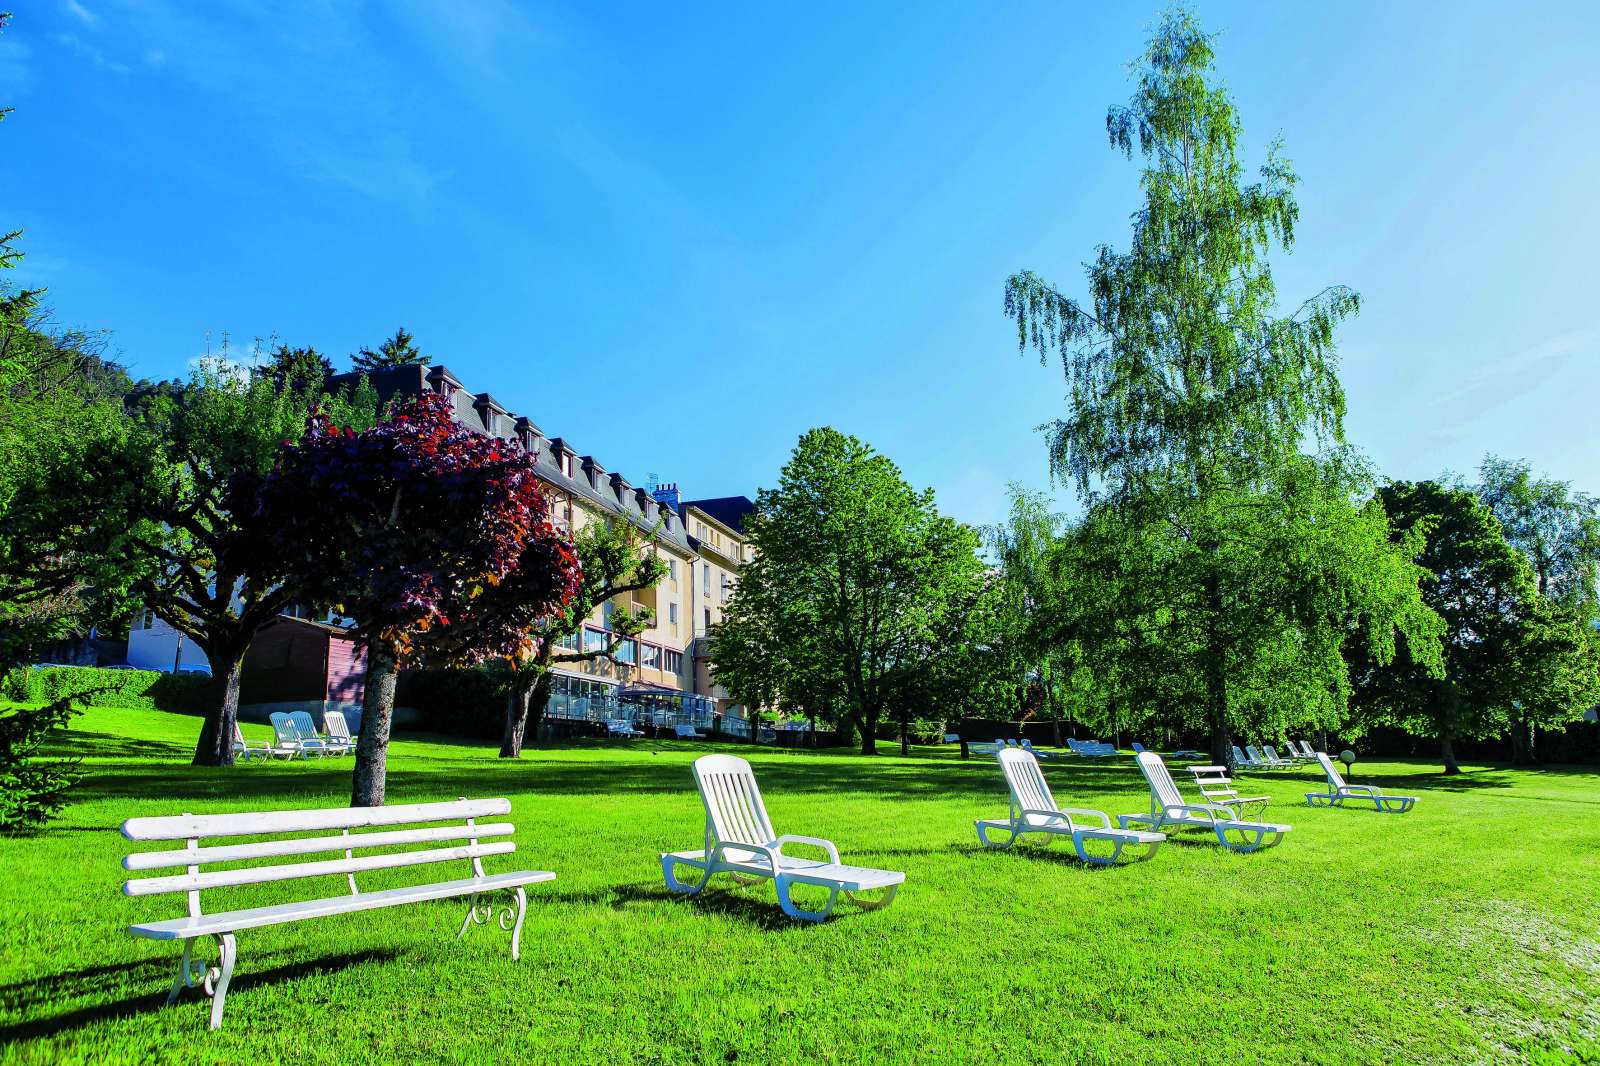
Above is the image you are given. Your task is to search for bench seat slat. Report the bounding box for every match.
[121,799,512,841]
[127,870,553,940]
[123,823,515,871]
[124,841,515,896]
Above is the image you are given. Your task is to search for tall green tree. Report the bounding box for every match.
[1472,455,1600,763]
[350,327,429,372]
[712,427,991,755]
[496,518,667,758]
[986,486,1073,743]
[1350,482,1600,773]
[1003,10,1441,766]
[257,343,334,393]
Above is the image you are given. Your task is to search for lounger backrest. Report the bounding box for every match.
[326,711,352,741]
[1263,746,1284,763]
[1131,743,1146,753]
[1134,751,1186,810]
[997,747,1057,819]
[1316,751,1347,789]
[692,754,776,848]
[289,711,322,741]
[1231,745,1247,765]
[1245,746,1267,764]
[269,712,298,745]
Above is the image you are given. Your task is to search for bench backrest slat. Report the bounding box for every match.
[123,822,515,871]
[124,840,515,896]
[122,798,512,841]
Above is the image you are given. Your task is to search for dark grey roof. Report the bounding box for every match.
[328,364,692,553]
[681,496,755,536]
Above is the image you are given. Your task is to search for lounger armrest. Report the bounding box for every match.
[711,841,782,872]
[1164,804,1223,823]
[1017,808,1074,830]
[1337,784,1380,797]
[1053,807,1113,830]
[774,835,841,863]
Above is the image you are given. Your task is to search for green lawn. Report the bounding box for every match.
[2,706,1598,1065]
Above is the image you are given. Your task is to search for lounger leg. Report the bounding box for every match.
[1072,835,1126,866]
[974,820,1023,850]
[775,876,839,923]
[844,884,899,911]
[206,933,236,1031]
[660,854,716,896]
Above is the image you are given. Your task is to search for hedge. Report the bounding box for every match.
[2,666,209,714]
[397,666,512,740]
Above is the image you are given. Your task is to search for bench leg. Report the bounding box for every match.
[456,888,528,961]
[164,933,237,1029]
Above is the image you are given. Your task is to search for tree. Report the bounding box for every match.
[712,427,992,755]
[257,343,334,393]
[253,394,579,805]
[1002,9,1440,767]
[987,486,1073,744]
[1474,455,1600,763]
[350,327,429,372]
[496,518,667,758]
[1350,482,1600,773]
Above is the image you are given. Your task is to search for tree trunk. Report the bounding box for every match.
[499,678,532,759]
[860,707,878,755]
[1508,716,1537,766]
[807,710,817,748]
[1439,724,1461,776]
[351,640,399,807]
[1201,570,1234,770]
[191,644,246,767]
[899,713,910,757]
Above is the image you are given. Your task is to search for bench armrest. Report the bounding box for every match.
[774,835,840,863]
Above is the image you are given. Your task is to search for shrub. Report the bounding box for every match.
[0,695,81,834]
[10,666,208,713]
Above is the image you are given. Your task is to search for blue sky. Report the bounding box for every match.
[3,1,1598,528]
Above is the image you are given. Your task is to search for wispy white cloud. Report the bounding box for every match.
[1422,326,1597,453]
[64,0,98,28]
[54,31,131,74]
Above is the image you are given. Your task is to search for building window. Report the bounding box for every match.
[668,602,678,628]
[555,630,580,652]
[582,627,608,653]
[702,564,710,597]
[561,452,574,478]
[668,558,678,583]
[641,643,661,670]
[663,649,683,674]
[704,608,712,631]
[614,638,637,665]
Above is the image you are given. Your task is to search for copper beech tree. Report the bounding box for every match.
[252,394,580,806]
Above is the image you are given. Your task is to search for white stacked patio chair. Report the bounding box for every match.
[1293,740,1321,759]
[267,712,319,758]
[975,748,1164,864]
[1186,764,1271,819]
[1118,751,1291,853]
[660,754,904,922]
[1262,745,1302,766]
[323,710,358,754]
[1251,745,1293,769]
[120,797,554,1029]
[289,711,343,757]
[1306,751,1417,814]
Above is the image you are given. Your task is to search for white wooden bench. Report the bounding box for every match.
[121,798,553,1030]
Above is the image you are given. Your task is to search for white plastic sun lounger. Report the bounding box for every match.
[1186,764,1270,819]
[1243,745,1290,770]
[324,710,358,754]
[1293,740,1320,759]
[1119,752,1291,853]
[1306,752,1416,814]
[1018,739,1058,760]
[268,713,324,758]
[1263,744,1303,766]
[230,722,278,762]
[969,739,1003,756]
[975,748,1164,864]
[290,711,344,757]
[661,754,904,922]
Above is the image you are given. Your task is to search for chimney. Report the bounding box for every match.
[652,481,681,510]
